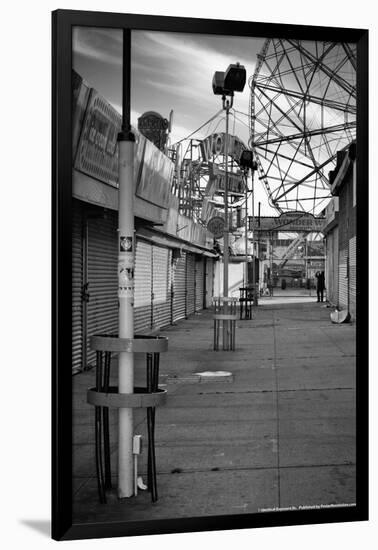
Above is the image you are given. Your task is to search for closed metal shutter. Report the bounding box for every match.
[173,252,186,322]
[186,253,196,316]
[332,227,339,307]
[338,247,348,310]
[72,200,83,374]
[168,249,174,324]
[349,236,356,318]
[326,230,339,307]
[325,233,333,304]
[134,239,153,334]
[205,258,214,308]
[86,213,118,366]
[152,245,171,329]
[169,252,174,324]
[195,256,205,311]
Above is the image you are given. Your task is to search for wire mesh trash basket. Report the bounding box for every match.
[87,334,168,504]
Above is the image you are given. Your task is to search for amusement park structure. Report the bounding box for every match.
[249,39,356,215]
[169,133,248,233]
[170,39,356,226]
[168,38,356,289]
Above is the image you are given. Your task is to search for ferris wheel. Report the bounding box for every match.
[249,39,356,214]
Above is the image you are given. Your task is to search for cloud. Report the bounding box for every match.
[73,27,122,66]
[130,30,257,140]
[73,27,259,156]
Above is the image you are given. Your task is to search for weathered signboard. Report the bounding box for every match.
[74,89,121,187]
[249,211,325,232]
[200,133,246,164]
[200,198,216,225]
[137,111,169,151]
[74,87,174,209]
[135,135,174,208]
[206,163,246,196]
[207,216,225,239]
[72,70,91,156]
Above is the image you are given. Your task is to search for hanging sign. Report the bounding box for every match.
[200,133,247,164]
[207,216,225,239]
[137,111,169,151]
[249,211,325,232]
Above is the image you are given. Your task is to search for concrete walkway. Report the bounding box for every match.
[72,301,356,524]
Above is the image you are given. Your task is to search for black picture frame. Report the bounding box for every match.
[52,9,369,541]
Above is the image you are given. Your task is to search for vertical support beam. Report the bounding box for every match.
[256,200,261,296]
[223,99,231,349]
[244,170,249,287]
[117,28,136,499]
[223,99,230,299]
[250,173,255,291]
[270,230,274,294]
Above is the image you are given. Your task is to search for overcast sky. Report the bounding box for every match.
[73,28,263,143]
[72,28,289,216]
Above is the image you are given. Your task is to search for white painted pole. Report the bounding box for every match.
[117,28,135,499]
[117,139,135,498]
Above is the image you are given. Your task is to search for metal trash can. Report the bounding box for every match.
[212,297,238,351]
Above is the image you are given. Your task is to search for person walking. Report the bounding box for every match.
[315,270,325,302]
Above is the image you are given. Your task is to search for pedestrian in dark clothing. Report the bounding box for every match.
[315,271,325,302]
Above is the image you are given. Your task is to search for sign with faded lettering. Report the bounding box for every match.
[206,163,246,196]
[74,86,174,209]
[72,70,91,157]
[200,133,247,164]
[249,211,325,233]
[138,111,169,151]
[74,90,121,187]
[135,134,174,208]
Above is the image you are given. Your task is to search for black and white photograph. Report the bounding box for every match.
[51,8,368,542]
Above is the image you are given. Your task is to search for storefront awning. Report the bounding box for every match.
[136,227,218,258]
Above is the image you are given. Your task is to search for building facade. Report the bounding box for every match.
[323,142,356,317]
[72,72,217,373]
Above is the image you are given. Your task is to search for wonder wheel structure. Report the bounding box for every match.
[249,39,356,214]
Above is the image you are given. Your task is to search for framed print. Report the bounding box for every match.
[52,9,368,541]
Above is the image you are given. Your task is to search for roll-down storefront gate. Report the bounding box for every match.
[72,199,215,373]
[172,252,186,322]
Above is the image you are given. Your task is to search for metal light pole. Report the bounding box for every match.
[212,63,246,302]
[239,150,257,310]
[270,230,274,296]
[251,170,255,293]
[222,94,232,300]
[244,170,249,287]
[117,29,136,499]
[212,64,246,349]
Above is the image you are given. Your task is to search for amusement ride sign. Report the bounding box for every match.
[199,133,247,198]
[206,163,246,196]
[137,111,169,151]
[199,132,246,164]
[249,211,325,233]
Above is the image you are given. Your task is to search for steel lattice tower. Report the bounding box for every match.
[249,39,356,214]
